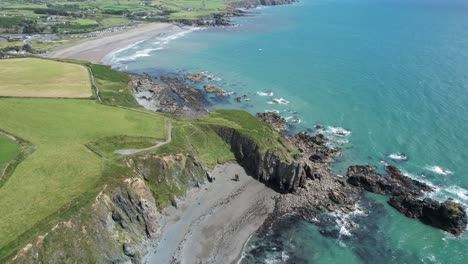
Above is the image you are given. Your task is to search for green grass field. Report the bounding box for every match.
[0,98,167,249]
[0,58,93,98]
[0,57,297,261]
[0,134,21,175]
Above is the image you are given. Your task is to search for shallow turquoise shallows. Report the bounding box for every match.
[109,0,468,262]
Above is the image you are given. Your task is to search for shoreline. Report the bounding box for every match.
[145,163,278,263]
[47,23,181,64]
[44,9,287,264]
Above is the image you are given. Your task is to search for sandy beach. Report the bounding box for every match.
[146,163,278,264]
[47,23,180,64]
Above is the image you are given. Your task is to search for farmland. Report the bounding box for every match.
[0,57,173,259]
[0,0,235,35]
[0,134,21,175]
[0,58,92,98]
[0,57,296,261]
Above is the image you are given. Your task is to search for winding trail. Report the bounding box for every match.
[114,118,172,155]
[88,67,102,103]
[86,67,173,156]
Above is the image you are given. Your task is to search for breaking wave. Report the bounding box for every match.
[425,165,454,176]
[105,27,201,66]
[257,91,274,97]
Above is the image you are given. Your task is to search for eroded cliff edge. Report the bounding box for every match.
[9,76,467,263]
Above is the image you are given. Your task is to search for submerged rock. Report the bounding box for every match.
[186,72,207,82]
[203,84,226,96]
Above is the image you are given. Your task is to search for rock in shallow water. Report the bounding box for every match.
[346,164,467,235]
[389,196,467,236]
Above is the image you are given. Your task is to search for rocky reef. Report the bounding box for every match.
[257,111,289,133]
[238,111,467,236]
[130,74,208,118]
[213,123,360,224]
[203,84,226,96]
[347,165,467,235]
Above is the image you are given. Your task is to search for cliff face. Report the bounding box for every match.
[9,154,207,263]
[10,178,158,264]
[213,126,306,193]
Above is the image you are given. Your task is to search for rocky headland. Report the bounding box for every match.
[131,71,467,237]
[10,69,467,263]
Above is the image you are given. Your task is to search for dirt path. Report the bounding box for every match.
[114,118,172,155]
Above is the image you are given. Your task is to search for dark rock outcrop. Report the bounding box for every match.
[347,164,467,235]
[186,72,207,82]
[130,74,208,118]
[204,84,226,96]
[389,197,467,235]
[291,132,340,164]
[257,112,289,133]
[213,126,306,193]
[347,165,432,196]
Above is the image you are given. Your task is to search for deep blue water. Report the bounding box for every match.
[108,0,468,262]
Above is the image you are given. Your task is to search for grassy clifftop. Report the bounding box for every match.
[0,58,296,262]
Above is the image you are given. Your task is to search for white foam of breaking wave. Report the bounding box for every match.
[281,251,290,262]
[334,138,349,144]
[265,109,280,114]
[257,91,274,97]
[202,72,222,81]
[445,185,468,201]
[329,203,366,240]
[327,126,351,137]
[400,169,440,194]
[268,98,289,105]
[105,27,201,65]
[425,165,453,176]
[388,153,408,161]
[379,160,389,167]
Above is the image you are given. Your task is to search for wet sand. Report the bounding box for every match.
[47,23,180,64]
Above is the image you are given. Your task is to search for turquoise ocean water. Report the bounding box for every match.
[107,0,468,262]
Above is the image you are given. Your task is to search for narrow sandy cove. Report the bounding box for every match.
[146,163,278,264]
[47,23,180,64]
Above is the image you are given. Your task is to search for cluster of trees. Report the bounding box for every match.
[0,17,41,33]
[34,3,81,16]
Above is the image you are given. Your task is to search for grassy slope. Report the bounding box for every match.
[0,135,21,174]
[155,109,297,169]
[0,58,92,98]
[0,98,167,249]
[0,58,296,261]
[90,64,138,107]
